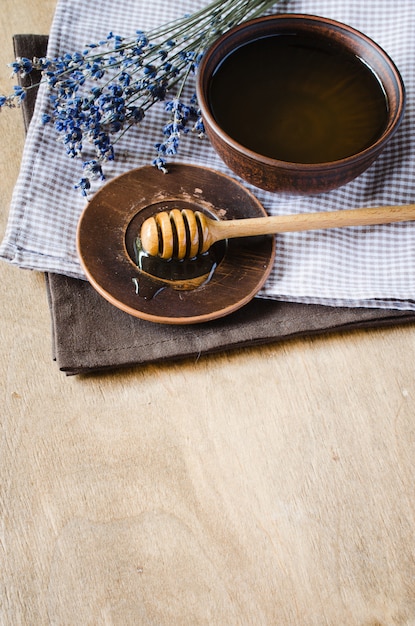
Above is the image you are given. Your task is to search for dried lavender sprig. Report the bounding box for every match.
[0,0,280,194]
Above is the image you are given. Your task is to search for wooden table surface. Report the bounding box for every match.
[1,2,415,624]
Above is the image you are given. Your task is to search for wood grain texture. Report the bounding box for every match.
[1,2,415,625]
[141,204,415,259]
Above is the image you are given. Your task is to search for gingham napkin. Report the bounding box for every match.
[1,0,415,310]
[14,35,414,375]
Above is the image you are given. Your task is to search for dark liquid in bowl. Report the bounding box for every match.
[208,34,389,163]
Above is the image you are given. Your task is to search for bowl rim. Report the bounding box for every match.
[196,13,406,172]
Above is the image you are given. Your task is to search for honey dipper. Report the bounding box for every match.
[140,205,415,260]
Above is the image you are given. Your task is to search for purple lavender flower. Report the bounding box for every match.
[0,0,280,193]
[74,177,91,196]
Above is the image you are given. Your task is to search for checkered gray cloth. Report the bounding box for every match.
[1,0,415,310]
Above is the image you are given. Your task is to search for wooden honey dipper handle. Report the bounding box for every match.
[141,204,415,260]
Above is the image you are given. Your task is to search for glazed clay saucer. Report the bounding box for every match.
[76,164,276,324]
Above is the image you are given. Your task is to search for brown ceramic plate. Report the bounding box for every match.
[76,164,275,324]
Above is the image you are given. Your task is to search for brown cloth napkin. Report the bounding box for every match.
[14,34,415,375]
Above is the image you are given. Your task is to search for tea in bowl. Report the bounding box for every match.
[196,14,405,194]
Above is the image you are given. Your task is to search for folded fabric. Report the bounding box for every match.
[2,0,415,311]
[13,34,415,375]
[45,272,415,375]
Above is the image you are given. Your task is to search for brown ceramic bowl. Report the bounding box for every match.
[196,14,405,195]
